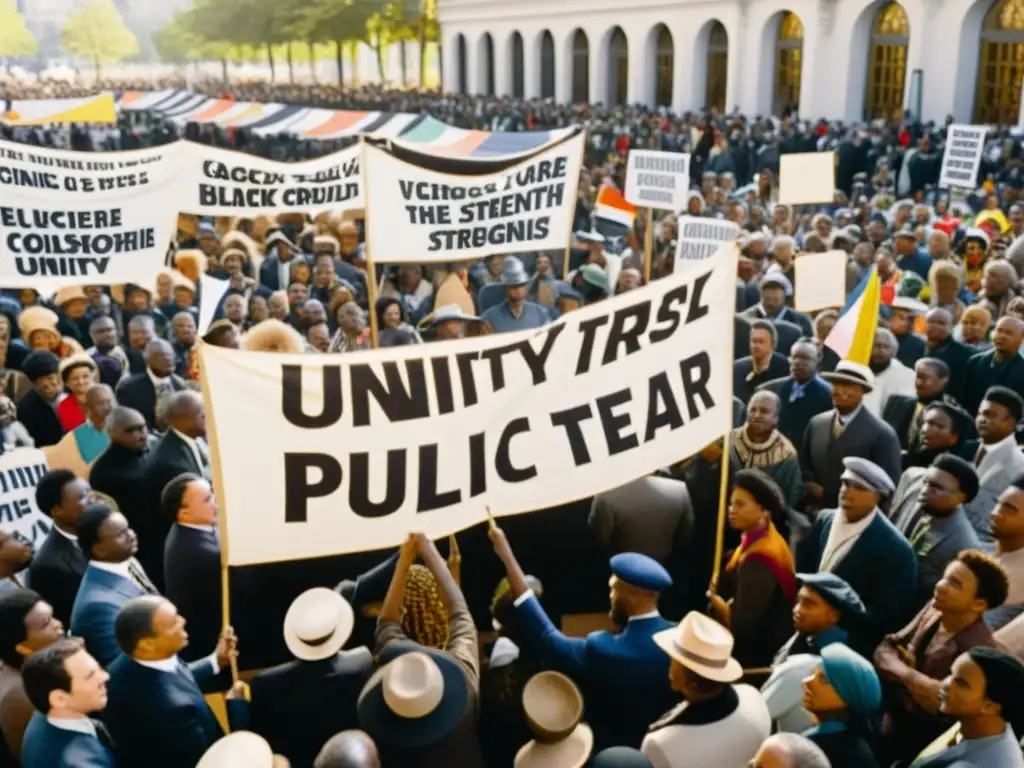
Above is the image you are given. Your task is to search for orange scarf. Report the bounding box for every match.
[725,523,797,604]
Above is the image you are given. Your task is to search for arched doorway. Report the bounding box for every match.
[774,12,803,115]
[706,22,728,111]
[865,2,909,120]
[976,0,1024,123]
[654,25,674,107]
[511,32,524,98]
[572,29,589,102]
[456,34,467,94]
[541,31,555,99]
[479,33,495,95]
[608,27,628,104]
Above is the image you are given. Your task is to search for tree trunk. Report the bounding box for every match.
[437,37,443,90]
[400,40,407,87]
[221,58,228,85]
[374,39,384,82]
[418,25,426,86]
[350,43,359,87]
[308,41,317,83]
[266,42,275,81]
[335,40,344,85]
[287,42,294,83]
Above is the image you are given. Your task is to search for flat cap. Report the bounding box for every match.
[610,553,672,592]
[841,457,895,497]
[932,453,980,503]
[797,572,867,619]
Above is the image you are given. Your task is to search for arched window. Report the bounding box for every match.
[572,29,589,103]
[865,2,909,120]
[511,32,524,98]
[976,0,1024,124]
[456,35,468,95]
[656,26,674,107]
[480,34,495,96]
[541,31,555,99]
[707,22,728,111]
[774,12,803,115]
[609,27,628,104]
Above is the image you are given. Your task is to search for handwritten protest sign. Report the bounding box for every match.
[362,131,585,263]
[624,150,691,211]
[0,449,50,549]
[202,244,738,565]
[939,124,986,189]
[675,216,740,264]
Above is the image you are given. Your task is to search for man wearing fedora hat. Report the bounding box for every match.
[489,525,677,751]
[422,305,483,342]
[515,671,593,768]
[798,360,902,513]
[641,612,771,767]
[259,230,301,292]
[481,257,550,335]
[248,588,372,768]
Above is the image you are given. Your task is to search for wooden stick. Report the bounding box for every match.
[643,208,654,284]
[360,137,380,349]
[485,505,496,530]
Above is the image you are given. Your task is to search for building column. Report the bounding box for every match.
[494,33,513,97]
[589,30,609,104]
[671,28,690,113]
[466,34,483,95]
[725,22,742,112]
[627,30,655,107]
[442,32,461,93]
[556,31,574,104]
[523,31,542,99]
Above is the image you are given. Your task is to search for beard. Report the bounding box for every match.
[609,602,629,630]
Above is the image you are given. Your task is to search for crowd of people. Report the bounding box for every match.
[1,78,1024,767]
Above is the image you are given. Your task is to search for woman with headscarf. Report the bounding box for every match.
[55,355,97,432]
[16,307,83,361]
[708,469,796,671]
[801,644,882,768]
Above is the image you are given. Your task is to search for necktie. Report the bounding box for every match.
[832,416,845,440]
[128,559,159,595]
[974,446,987,468]
[90,718,116,751]
[155,380,173,422]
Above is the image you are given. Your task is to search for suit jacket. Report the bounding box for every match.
[799,407,902,508]
[105,655,247,768]
[16,389,63,448]
[760,376,833,454]
[515,596,677,750]
[249,649,373,768]
[26,529,87,626]
[965,438,1024,549]
[70,565,146,668]
[20,713,115,768]
[89,444,149,549]
[923,338,976,402]
[883,394,920,451]
[895,332,926,369]
[140,431,206,592]
[796,509,918,654]
[114,372,187,432]
[733,353,790,405]
[961,350,1024,416]
[164,524,221,663]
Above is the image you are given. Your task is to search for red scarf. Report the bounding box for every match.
[725,523,797,604]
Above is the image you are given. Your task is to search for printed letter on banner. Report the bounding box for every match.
[0,448,50,549]
[182,143,362,216]
[0,141,181,289]
[202,244,739,565]
[362,131,585,264]
[624,150,691,212]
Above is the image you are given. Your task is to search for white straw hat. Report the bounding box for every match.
[283,588,354,662]
[652,612,743,683]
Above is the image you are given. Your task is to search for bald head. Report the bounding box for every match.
[145,339,175,378]
[108,406,148,452]
[164,391,206,439]
[314,730,380,768]
[752,733,830,768]
[994,315,1024,359]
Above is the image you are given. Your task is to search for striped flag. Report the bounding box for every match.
[825,266,889,364]
[595,187,637,229]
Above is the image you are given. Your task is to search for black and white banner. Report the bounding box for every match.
[181,143,362,215]
[939,124,986,189]
[362,131,585,264]
[202,244,737,565]
[0,141,179,288]
[624,150,690,211]
[0,449,50,549]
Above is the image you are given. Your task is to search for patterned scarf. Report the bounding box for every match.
[732,427,798,469]
[725,522,797,604]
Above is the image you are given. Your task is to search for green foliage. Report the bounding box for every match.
[61,0,139,67]
[0,0,37,58]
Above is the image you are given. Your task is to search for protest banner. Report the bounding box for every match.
[0,448,50,549]
[794,250,848,312]
[180,143,362,215]
[202,243,738,565]
[675,216,740,264]
[0,141,180,289]
[939,124,986,188]
[624,150,691,211]
[362,130,585,264]
[778,152,836,205]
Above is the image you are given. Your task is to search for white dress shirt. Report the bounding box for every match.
[52,525,78,543]
[47,715,96,737]
[88,559,133,580]
[820,508,878,572]
[135,652,221,675]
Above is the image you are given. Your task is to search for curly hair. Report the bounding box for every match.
[400,565,449,650]
[957,549,1009,611]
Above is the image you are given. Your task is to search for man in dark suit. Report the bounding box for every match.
[162,474,220,664]
[26,470,93,626]
[249,588,372,768]
[124,315,156,376]
[733,319,790,405]
[19,640,115,768]
[258,230,301,291]
[69,505,157,668]
[141,392,210,592]
[740,273,813,337]
[882,357,953,453]
[114,339,186,432]
[799,361,902,512]
[796,457,918,655]
[104,596,246,768]
[759,338,833,454]
[89,407,150,542]
[923,308,976,403]
[16,351,65,448]
[961,316,1024,416]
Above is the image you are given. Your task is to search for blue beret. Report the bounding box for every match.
[797,572,867,619]
[610,553,671,592]
[841,457,895,497]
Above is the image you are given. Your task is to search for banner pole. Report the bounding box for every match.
[643,208,654,284]
[563,129,588,280]
[360,138,380,349]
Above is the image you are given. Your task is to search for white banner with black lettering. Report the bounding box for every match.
[362,131,585,263]
[0,141,180,288]
[0,448,51,549]
[675,216,740,264]
[624,150,690,211]
[203,244,738,565]
[180,143,362,215]
[939,124,986,189]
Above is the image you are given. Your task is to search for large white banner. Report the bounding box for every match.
[0,448,51,549]
[0,141,180,289]
[180,143,362,215]
[362,131,585,264]
[204,245,737,565]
